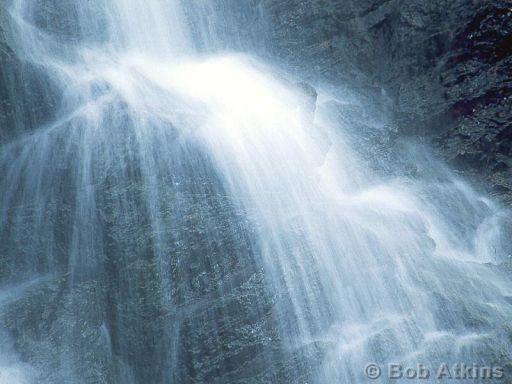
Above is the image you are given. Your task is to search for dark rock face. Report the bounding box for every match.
[257,0,512,203]
[1,121,321,383]
[0,8,59,144]
[438,1,512,203]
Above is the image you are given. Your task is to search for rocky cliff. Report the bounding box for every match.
[0,7,58,144]
[255,0,512,203]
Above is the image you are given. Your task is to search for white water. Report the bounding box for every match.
[1,0,512,383]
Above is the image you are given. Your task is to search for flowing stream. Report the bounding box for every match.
[1,1,512,383]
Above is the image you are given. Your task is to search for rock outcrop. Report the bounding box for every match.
[256,0,512,203]
[0,8,58,144]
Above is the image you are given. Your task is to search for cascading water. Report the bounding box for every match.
[1,1,512,383]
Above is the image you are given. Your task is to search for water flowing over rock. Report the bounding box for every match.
[254,0,512,204]
[0,1,512,383]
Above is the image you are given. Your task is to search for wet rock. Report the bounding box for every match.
[436,0,512,203]
[257,0,512,204]
[1,120,320,383]
[295,81,318,122]
[0,12,58,145]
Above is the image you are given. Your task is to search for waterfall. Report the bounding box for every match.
[1,1,511,383]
